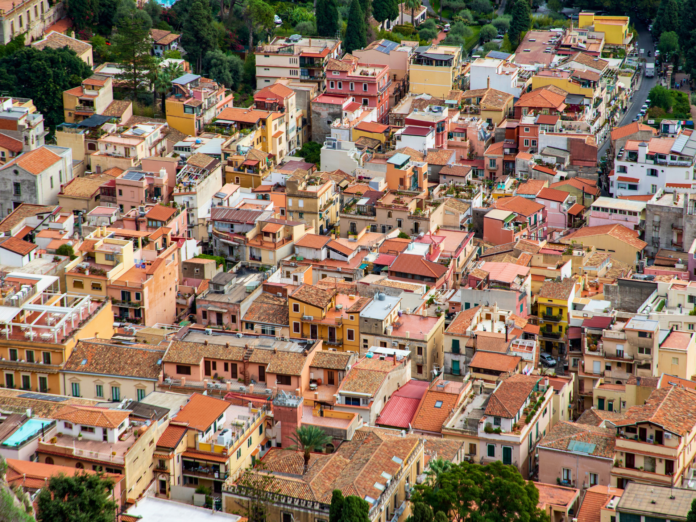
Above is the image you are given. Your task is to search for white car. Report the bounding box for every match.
[274,15,282,25]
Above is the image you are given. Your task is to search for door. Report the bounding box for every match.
[626,453,635,469]
[607,401,614,412]
[327,371,335,386]
[159,479,167,495]
[205,360,212,376]
[656,430,664,445]
[310,324,318,339]
[259,365,266,382]
[328,327,336,343]
[593,361,601,374]
[598,398,605,410]
[452,360,460,376]
[502,446,512,466]
[230,363,238,379]
[103,429,108,442]
[216,312,223,326]
[639,427,647,441]
[666,459,674,475]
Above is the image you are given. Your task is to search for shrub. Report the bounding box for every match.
[484,423,494,433]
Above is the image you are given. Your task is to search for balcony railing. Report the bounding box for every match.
[542,314,562,322]
[540,330,562,339]
[182,467,230,480]
[74,105,95,113]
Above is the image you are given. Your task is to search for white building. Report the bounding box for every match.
[320,139,368,174]
[469,57,524,98]
[0,146,73,216]
[612,134,696,196]
[394,126,435,153]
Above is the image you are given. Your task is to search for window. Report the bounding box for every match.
[347,329,354,341]
[176,365,191,375]
[416,364,423,374]
[487,444,495,457]
[363,83,368,91]
[562,468,571,481]
[350,82,354,90]
[137,389,146,401]
[13,182,20,196]
[81,426,95,433]
[42,352,51,365]
[293,303,300,313]
[638,331,652,338]
[435,401,443,408]
[488,159,496,169]
[293,322,300,333]
[345,397,361,406]
[417,346,423,356]
[21,375,30,390]
[638,346,652,355]
[71,382,81,397]
[8,349,17,361]
[468,443,476,455]
[39,377,48,393]
[91,282,102,291]
[95,384,103,398]
[329,81,334,89]
[111,386,120,401]
[524,139,529,147]
[493,416,501,426]
[277,375,291,385]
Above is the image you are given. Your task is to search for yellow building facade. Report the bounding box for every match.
[409,45,463,97]
[578,13,630,46]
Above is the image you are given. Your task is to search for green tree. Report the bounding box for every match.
[289,425,332,471]
[425,458,452,489]
[203,50,243,88]
[36,473,117,522]
[144,0,162,25]
[398,231,410,239]
[508,0,531,45]
[456,8,473,23]
[340,496,370,522]
[418,27,438,40]
[297,140,322,165]
[480,23,497,41]
[408,503,435,522]
[329,490,344,522]
[343,0,366,53]
[316,0,340,37]
[411,461,550,522]
[492,16,510,34]
[112,10,156,100]
[181,0,218,73]
[243,52,256,87]
[67,0,100,31]
[687,499,696,522]
[96,0,121,35]
[450,21,472,39]
[659,30,680,62]
[56,244,76,259]
[653,0,679,40]
[373,0,398,24]
[0,47,91,128]
[114,0,153,30]
[242,0,274,51]
[547,0,562,11]
[470,0,493,13]
[404,0,421,25]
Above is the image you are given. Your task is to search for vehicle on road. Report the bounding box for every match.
[645,63,655,77]
[540,354,557,367]
[443,23,450,32]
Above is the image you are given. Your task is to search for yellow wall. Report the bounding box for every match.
[561,235,641,266]
[351,128,388,146]
[410,66,457,97]
[165,100,196,136]
[531,76,596,98]
[659,347,696,381]
[578,13,629,45]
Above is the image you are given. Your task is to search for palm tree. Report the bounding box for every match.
[404,0,421,26]
[425,458,452,489]
[153,61,185,114]
[289,426,332,472]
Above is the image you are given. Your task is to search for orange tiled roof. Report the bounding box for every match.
[0,236,36,256]
[145,204,177,222]
[484,374,540,418]
[174,393,230,432]
[157,425,188,449]
[411,385,462,433]
[610,122,656,141]
[52,405,130,429]
[470,351,521,375]
[290,284,335,309]
[3,147,61,175]
[446,306,481,335]
[537,187,569,203]
[611,386,696,435]
[560,224,647,251]
[576,485,623,522]
[495,195,544,216]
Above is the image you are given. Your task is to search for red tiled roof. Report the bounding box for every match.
[470,351,521,374]
[561,224,647,251]
[355,121,389,133]
[485,374,540,417]
[157,425,187,449]
[610,122,657,141]
[0,133,23,153]
[294,234,331,250]
[389,254,447,279]
[145,205,177,222]
[568,203,585,216]
[496,195,544,216]
[3,147,61,175]
[576,485,623,522]
[411,387,460,434]
[0,236,36,256]
[174,393,229,432]
[537,187,569,203]
[582,316,613,329]
[616,176,639,183]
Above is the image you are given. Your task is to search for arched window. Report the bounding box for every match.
[45,457,54,465]
[75,462,84,469]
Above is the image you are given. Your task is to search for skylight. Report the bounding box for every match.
[435,400,443,408]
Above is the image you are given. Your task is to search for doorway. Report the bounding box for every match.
[259,366,266,382]
[310,324,318,339]
[159,479,167,495]
[327,371,335,386]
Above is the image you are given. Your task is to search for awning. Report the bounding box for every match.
[358,263,368,270]
[567,326,582,340]
[205,307,228,313]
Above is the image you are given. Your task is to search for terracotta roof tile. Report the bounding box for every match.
[538,421,616,458]
[174,393,229,432]
[516,179,548,195]
[0,236,36,256]
[156,425,187,449]
[63,340,164,380]
[561,224,647,251]
[610,122,657,141]
[425,149,455,166]
[265,351,308,376]
[310,351,353,370]
[537,187,570,203]
[290,284,335,309]
[60,173,115,199]
[0,133,23,153]
[576,408,627,426]
[389,254,447,279]
[484,374,540,418]
[163,340,246,364]
[3,147,61,175]
[611,386,696,435]
[145,204,177,222]
[6,459,122,489]
[446,306,481,335]
[470,352,521,375]
[411,387,461,433]
[495,195,544,216]
[32,31,92,55]
[538,277,576,300]
[576,485,623,522]
[243,293,288,326]
[53,405,130,429]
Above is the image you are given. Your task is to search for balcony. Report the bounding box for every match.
[182,465,229,481]
[540,329,562,339]
[542,313,562,322]
[389,500,407,522]
[74,105,95,113]
[113,300,141,309]
[615,437,679,458]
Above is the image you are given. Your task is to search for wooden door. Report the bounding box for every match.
[626,453,635,469]
[639,427,647,441]
[310,324,318,339]
[259,365,266,382]
[327,371,335,386]
[204,360,212,376]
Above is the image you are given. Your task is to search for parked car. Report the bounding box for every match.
[540,353,557,367]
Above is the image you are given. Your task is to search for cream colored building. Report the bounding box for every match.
[60,340,164,401]
[0,0,64,44]
[409,45,463,97]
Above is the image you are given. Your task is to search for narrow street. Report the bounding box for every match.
[597,22,657,160]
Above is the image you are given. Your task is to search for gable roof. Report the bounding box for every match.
[576,485,623,522]
[610,122,657,142]
[53,405,130,429]
[3,147,62,175]
[411,383,463,433]
[375,380,429,428]
[484,374,539,418]
[156,425,187,449]
[495,195,544,216]
[537,187,570,203]
[290,284,335,309]
[63,340,164,380]
[0,133,23,153]
[0,236,37,256]
[470,351,521,374]
[516,87,566,109]
[610,386,696,435]
[310,351,353,370]
[389,254,447,279]
[145,204,177,222]
[174,393,229,432]
[550,177,600,195]
[32,31,92,55]
[560,224,647,251]
[516,179,548,195]
[6,458,122,489]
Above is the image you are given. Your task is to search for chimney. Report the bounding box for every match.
[487,76,490,89]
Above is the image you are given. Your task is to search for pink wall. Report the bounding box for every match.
[197,302,241,331]
[484,217,517,245]
[538,448,613,489]
[539,199,567,230]
[116,180,147,212]
[141,157,177,198]
[644,266,689,280]
[588,210,641,231]
[163,361,205,381]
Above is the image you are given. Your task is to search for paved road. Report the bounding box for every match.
[597,24,657,161]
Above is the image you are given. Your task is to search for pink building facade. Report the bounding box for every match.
[325,59,391,124]
[537,188,575,230]
[587,198,645,233]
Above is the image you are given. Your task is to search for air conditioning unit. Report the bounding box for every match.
[302,315,313,321]
[205,328,212,335]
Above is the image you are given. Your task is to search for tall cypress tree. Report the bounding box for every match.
[112,10,156,100]
[508,0,531,46]
[344,0,366,53]
[653,0,679,40]
[316,0,339,37]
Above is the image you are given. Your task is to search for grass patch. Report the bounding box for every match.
[464,25,481,52]
[429,0,440,15]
